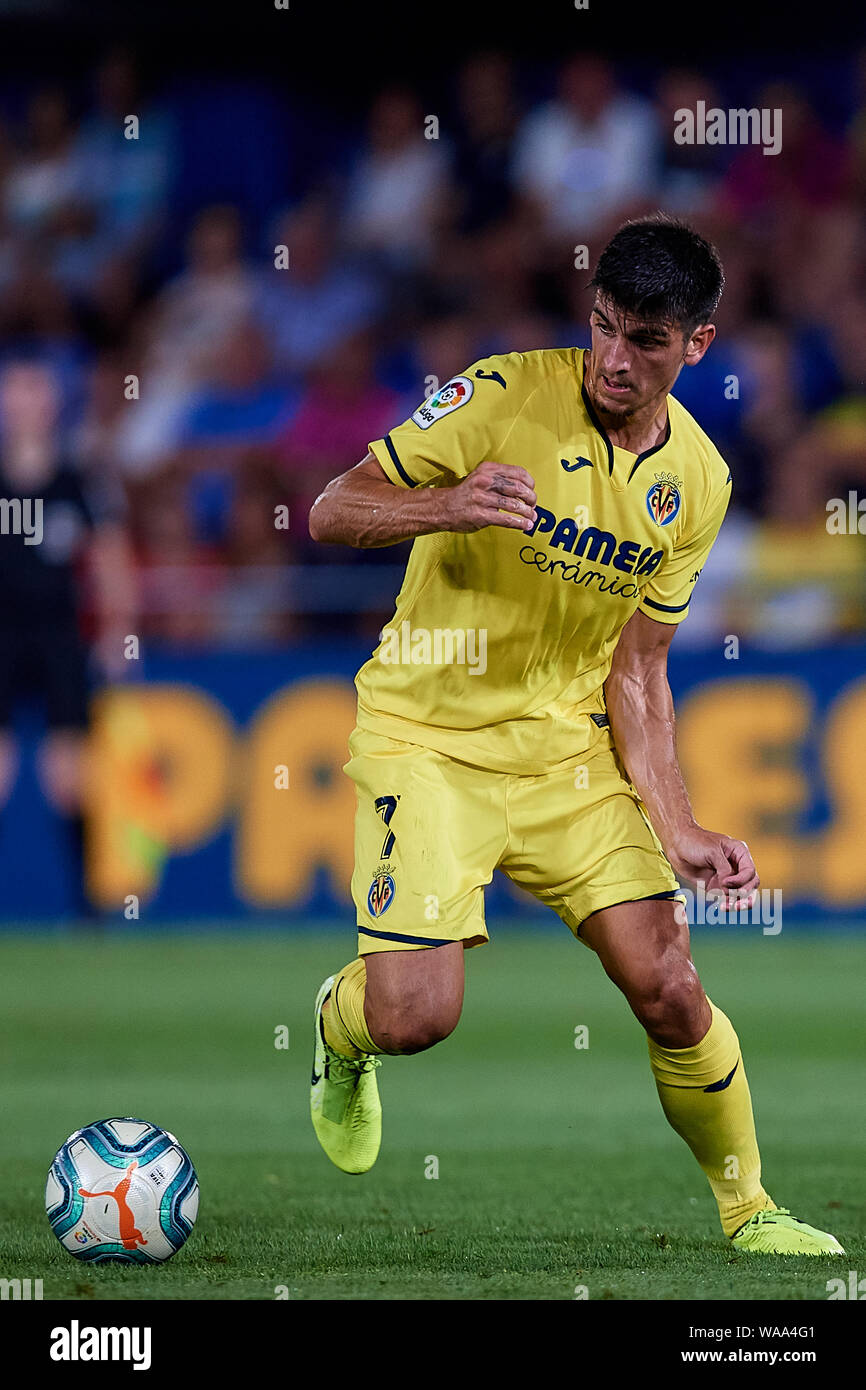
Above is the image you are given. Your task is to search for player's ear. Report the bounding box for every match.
[683,323,715,366]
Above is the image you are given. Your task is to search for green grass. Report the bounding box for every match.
[0,927,863,1300]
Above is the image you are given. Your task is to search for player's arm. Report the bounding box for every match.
[308,451,537,548]
[604,609,759,904]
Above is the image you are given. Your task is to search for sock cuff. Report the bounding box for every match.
[328,957,380,1056]
[648,1000,740,1089]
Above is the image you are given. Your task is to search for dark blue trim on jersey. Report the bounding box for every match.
[359,925,453,946]
[384,434,417,488]
[580,360,614,476]
[641,596,690,614]
[626,413,672,482]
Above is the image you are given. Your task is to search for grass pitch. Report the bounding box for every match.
[0,926,862,1300]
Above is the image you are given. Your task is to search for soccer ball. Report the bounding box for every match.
[45,1117,199,1264]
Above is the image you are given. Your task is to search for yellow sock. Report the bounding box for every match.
[648,1000,775,1237]
[322,958,380,1058]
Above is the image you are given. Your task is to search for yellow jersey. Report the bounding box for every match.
[358,346,731,774]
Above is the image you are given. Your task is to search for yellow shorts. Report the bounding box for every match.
[344,723,684,955]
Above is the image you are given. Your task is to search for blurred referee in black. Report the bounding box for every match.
[0,359,135,916]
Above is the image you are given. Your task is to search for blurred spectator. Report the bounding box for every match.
[397,315,486,402]
[343,87,452,270]
[145,204,256,380]
[72,49,175,260]
[719,85,857,334]
[277,330,403,551]
[255,196,383,374]
[4,87,80,238]
[0,47,860,646]
[736,465,866,649]
[656,69,727,213]
[173,319,298,555]
[769,297,866,513]
[511,54,661,241]
[0,359,135,911]
[452,53,521,233]
[217,465,295,645]
[115,204,258,473]
[130,472,221,645]
[720,84,851,223]
[71,351,131,476]
[180,318,298,451]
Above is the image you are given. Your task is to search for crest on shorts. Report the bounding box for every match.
[646,472,682,527]
[367,873,396,917]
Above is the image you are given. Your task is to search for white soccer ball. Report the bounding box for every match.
[46,1117,199,1264]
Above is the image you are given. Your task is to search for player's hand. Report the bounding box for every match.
[440,461,537,534]
[664,827,760,910]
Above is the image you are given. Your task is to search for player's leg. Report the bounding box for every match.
[310,728,504,1173]
[579,898,771,1233]
[502,731,844,1253]
[323,940,464,1058]
[579,899,844,1254]
[311,942,465,1176]
[500,733,766,1230]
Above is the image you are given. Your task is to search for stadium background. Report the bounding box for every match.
[1,0,865,1307]
[0,4,864,924]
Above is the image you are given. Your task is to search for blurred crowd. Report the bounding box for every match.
[2,45,866,651]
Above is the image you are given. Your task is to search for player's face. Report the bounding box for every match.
[586,295,712,422]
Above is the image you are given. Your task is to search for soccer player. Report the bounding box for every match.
[306,215,843,1256]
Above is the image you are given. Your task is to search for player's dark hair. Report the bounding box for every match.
[589,214,724,336]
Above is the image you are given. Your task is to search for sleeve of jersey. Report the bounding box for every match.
[369,364,509,489]
[638,478,731,625]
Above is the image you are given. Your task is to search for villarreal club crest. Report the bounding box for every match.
[367,869,396,917]
[646,472,682,527]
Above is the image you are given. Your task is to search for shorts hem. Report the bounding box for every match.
[357,925,488,954]
[546,881,686,944]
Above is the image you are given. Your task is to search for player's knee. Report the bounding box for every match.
[366,997,461,1055]
[632,961,706,1045]
[363,941,464,1055]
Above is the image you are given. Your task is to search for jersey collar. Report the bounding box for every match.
[579,348,672,482]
